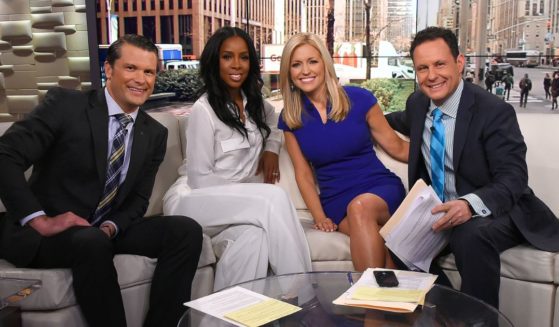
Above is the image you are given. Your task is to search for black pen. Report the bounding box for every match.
[347,272,354,286]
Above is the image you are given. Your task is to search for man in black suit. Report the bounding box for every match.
[387,27,559,308]
[0,35,202,326]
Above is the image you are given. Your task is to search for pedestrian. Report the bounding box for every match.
[519,73,532,108]
[465,69,476,82]
[544,73,551,100]
[484,70,495,93]
[502,71,514,101]
[551,72,559,110]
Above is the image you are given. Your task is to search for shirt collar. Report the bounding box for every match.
[429,79,464,119]
[104,88,139,122]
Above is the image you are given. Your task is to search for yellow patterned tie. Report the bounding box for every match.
[91,114,133,225]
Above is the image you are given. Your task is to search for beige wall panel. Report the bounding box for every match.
[80,82,92,91]
[63,12,86,26]
[0,21,32,42]
[58,76,80,89]
[66,30,88,51]
[2,50,35,65]
[74,5,86,13]
[37,82,59,90]
[32,32,66,51]
[0,91,8,114]
[31,13,64,29]
[35,58,69,76]
[67,50,90,57]
[0,92,7,114]
[68,57,89,75]
[34,52,57,62]
[76,24,87,32]
[54,25,76,35]
[0,66,14,74]
[12,45,34,56]
[30,7,53,14]
[4,71,36,89]
[9,15,34,21]
[38,89,48,102]
[12,64,35,72]
[52,0,75,7]
[5,89,39,96]
[0,40,11,51]
[36,76,60,83]
[7,95,39,114]
[30,0,53,7]
[0,2,31,15]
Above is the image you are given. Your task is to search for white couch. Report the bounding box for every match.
[1,111,558,327]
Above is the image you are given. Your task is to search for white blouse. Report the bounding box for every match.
[179,93,281,189]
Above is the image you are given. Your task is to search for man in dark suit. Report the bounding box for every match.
[0,34,202,326]
[387,27,559,308]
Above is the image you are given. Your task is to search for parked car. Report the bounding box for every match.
[165,60,200,70]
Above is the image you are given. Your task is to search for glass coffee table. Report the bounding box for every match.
[179,271,512,326]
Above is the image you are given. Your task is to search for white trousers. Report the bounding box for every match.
[163,180,312,291]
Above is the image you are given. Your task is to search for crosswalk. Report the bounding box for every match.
[487,89,542,104]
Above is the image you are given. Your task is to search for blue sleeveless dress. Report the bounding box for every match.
[278,86,405,224]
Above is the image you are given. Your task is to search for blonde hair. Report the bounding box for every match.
[279,33,350,129]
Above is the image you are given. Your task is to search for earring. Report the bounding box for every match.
[290,83,295,91]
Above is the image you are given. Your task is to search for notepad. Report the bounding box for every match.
[184,286,302,327]
[352,286,424,303]
[333,268,437,313]
[224,298,301,327]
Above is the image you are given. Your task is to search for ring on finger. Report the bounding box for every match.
[448,219,453,225]
[272,172,279,176]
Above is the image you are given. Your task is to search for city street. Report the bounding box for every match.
[482,66,559,114]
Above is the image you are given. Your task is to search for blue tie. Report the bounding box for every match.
[430,108,445,202]
[91,114,133,225]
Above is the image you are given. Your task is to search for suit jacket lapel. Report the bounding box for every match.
[116,110,148,202]
[410,94,429,184]
[87,90,110,182]
[453,83,475,172]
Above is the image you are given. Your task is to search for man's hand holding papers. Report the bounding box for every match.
[379,179,451,272]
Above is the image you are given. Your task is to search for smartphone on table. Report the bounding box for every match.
[373,270,399,287]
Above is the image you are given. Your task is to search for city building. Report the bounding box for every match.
[96,0,275,57]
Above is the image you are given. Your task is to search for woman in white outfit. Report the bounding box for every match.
[163,26,312,291]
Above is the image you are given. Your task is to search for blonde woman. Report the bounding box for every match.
[278,33,409,271]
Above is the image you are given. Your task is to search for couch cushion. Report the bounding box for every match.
[197,233,216,268]
[0,233,214,310]
[145,112,185,217]
[301,220,351,262]
[438,244,555,283]
[0,259,77,310]
[277,142,308,210]
[518,114,559,216]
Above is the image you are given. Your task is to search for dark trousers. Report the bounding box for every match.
[504,86,511,100]
[520,90,529,107]
[28,216,202,327]
[449,214,524,308]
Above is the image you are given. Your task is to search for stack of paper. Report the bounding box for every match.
[184,286,301,327]
[380,179,450,272]
[333,268,437,313]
